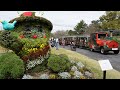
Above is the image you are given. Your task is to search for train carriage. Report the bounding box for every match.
[59,36,76,45]
[59,35,90,48]
[78,35,90,48]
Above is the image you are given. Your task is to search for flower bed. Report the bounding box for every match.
[23,54,94,79]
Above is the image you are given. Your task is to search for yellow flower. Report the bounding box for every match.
[32,48,38,52]
[28,48,33,52]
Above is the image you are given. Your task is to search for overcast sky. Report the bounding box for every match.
[0,11,105,32]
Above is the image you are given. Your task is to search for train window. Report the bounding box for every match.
[98,34,106,39]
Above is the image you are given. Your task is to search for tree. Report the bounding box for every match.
[99,11,120,31]
[74,20,87,35]
[86,20,102,34]
[68,30,73,36]
[68,30,76,36]
[51,30,68,38]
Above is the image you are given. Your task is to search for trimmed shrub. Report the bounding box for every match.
[0,31,24,54]
[0,52,25,79]
[47,54,71,73]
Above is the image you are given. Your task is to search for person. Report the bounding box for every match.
[55,38,59,50]
[53,38,56,47]
[62,39,65,48]
[50,38,54,47]
[70,40,76,51]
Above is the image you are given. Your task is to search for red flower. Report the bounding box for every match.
[32,35,38,39]
[43,35,46,38]
[19,35,25,39]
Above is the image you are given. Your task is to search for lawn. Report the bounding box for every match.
[51,47,120,79]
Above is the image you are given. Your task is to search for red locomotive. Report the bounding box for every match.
[88,32,119,54]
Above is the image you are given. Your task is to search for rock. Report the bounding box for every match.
[73,71,83,79]
[22,74,33,79]
[39,74,49,79]
[71,66,78,72]
[76,62,84,69]
[58,72,71,79]
[84,71,93,78]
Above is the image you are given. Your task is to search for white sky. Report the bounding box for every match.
[0,11,105,32]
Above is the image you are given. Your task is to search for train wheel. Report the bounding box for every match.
[100,47,106,54]
[114,50,119,54]
[90,48,94,52]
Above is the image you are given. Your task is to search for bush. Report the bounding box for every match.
[47,54,71,73]
[0,52,25,79]
[0,31,24,54]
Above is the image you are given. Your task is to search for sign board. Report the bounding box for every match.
[98,60,113,71]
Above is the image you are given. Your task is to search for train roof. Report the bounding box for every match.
[60,35,90,38]
[92,32,108,34]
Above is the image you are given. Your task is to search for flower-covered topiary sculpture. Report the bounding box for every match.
[0,11,53,70]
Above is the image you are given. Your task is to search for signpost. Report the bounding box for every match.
[98,60,113,79]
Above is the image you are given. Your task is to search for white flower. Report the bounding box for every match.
[58,72,71,79]
[69,60,76,64]
[71,66,78,72]
[85,71,92,78]
[41,57,44,62]
[36,60,41,65]
[32,61,36,67]
[26,61,32,69]
[22,74,33,79]
[73,71,83,79]
[76,62,85,69]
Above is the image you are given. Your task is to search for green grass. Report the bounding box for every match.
[51,48,120,79]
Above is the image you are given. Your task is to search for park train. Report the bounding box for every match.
[58,32,120,54]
